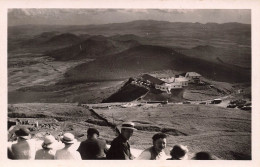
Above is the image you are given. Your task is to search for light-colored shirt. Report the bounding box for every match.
[54,147,81,160]
[11,139,37,160]
[137,146,168,160]
[35,149,56,160]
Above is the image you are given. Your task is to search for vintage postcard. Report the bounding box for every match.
[1,0,260,167]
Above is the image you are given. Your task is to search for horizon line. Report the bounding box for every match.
[8,19,251,27]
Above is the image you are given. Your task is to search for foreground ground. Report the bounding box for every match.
[8,102,251,160]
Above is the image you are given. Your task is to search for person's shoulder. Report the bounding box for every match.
[27,138,37,144]
[137,147,152,160]
[111,136,121,144]
[11,142,18,147]
[97,138,106,144]
[36,149,44,153]
[80,140,89,145]
[11,141,22,149]
[144,146,153,152]
[139,147,153,155]
[55,148,64,154]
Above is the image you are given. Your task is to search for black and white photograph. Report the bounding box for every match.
[2,0,260,166]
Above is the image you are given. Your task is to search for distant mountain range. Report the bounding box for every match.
[8,20,251,84]
[9,20,251,46]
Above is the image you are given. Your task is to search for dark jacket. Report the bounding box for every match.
[106,134,133,160]
[77,138,108,160]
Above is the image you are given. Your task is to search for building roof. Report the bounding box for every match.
[176,72,187,77]
[161,77,175,83]
[175,77,189,82]
[186,72,201,77]
[141,74,165,85]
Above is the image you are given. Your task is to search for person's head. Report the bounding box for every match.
[193,152,214,160]
[42,135,57,150]
[61,133,76,146]
[152,133,167,152]
[120,122,136,140]
[15,128,31,140]
[170,145,189,160]
[87,128,99,139]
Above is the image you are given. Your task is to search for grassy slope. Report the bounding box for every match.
[179,45,251,68]
[93,104,251,159]
[8,102,251,160]
[8,103,116,142]
[65,45,250,83]
[103,83,149,103]
[44,36,140,61]
[9,81,123,104]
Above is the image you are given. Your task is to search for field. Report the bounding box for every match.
[8,103,251,160]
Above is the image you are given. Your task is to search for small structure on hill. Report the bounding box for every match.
[141,74,186,93]
[141,74,165,86]
[161,76,189,87]
[179,72,202,84]
[141,74,174,93]
[174,77,189,86]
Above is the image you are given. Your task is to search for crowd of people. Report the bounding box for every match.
[8,122,214,160]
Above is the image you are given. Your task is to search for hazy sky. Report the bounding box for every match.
[8,9,251,26]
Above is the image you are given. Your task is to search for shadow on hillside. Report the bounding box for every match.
[230,151,251,160]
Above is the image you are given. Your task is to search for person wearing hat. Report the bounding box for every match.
[35,135,57,160]
[54,133,81,160]
[106,122,136,160]
[167,145,189,160]
[77,128,108,159]
[137,133,168,160]
[11,127,37,159]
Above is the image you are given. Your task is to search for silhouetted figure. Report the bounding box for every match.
[77,128,108,159]
[106,122,136,160]
[11,128,36,160]
[193,152,214,160]
[8,148,14,159]
[167,145,189,160]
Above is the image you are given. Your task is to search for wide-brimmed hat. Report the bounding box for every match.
[61,133,76,144]
[15,128,31,140]
[42,135,57,149]
[119,122,137,131]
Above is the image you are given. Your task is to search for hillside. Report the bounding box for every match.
[8,103,251,160]
[92,103,251,160]
[44,35,140,61]
[102,79,149,103]
[64,44,250,83]
[179,45,251,68]
[44,33,81,46]
[8,32,83,53]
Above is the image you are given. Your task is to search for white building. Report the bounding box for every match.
[161,76,188,87]
[174,77,189,86]
[184,72,201,83]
